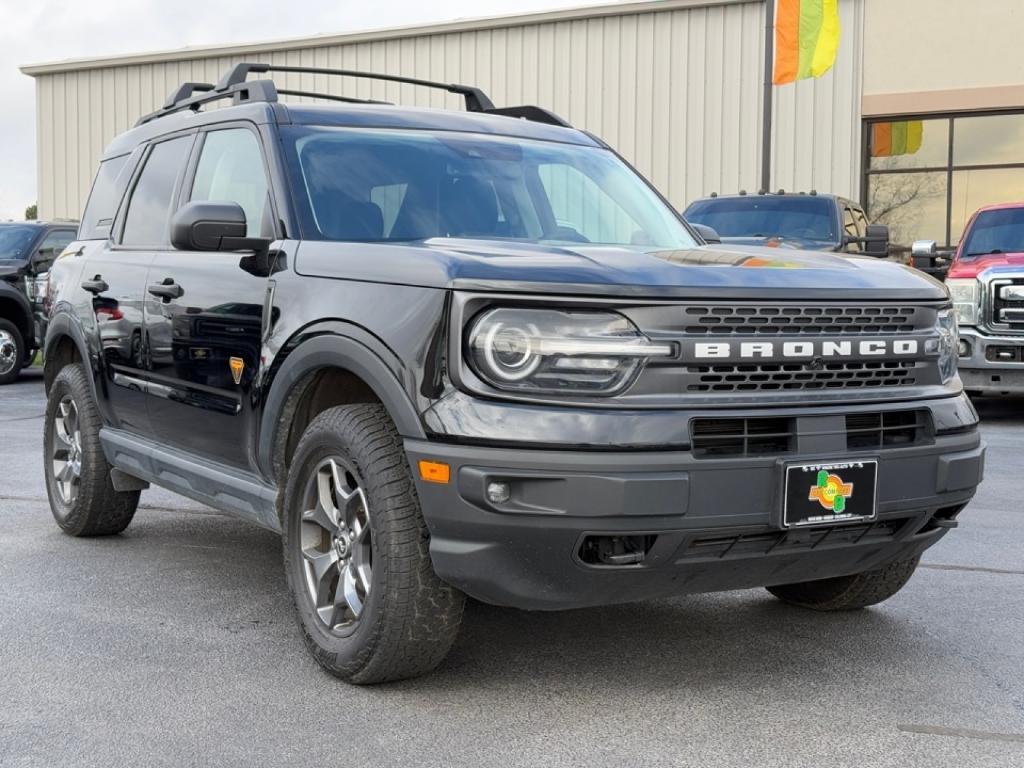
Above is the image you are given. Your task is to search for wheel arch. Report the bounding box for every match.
[42,312,91,396]
[0,283,33,345]
[258,333,426,490]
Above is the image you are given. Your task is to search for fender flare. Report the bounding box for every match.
[43,311,97,398]
[257,333,427,479]
[0,281,33,341]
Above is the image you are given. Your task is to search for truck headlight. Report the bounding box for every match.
[467,308,673,395]
[936,308,958,384]
[946,279,979,326]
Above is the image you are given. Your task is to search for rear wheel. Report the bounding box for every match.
[44,364,140,536]
[282,403,464,684]
[0,318,24,385]
[766,556,920,611]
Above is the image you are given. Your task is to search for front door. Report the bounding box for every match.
[143,126,275,470]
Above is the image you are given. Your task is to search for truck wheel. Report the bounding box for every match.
[43,364,140,536]
[766,556,920,611]
[0,318,24,385]
[282,404,464,684]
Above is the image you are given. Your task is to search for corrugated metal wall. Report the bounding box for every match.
[28,0,863,221]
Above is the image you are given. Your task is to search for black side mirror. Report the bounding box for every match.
[863,224,889,258]
[692,223,722,245]
[171,201,270,253]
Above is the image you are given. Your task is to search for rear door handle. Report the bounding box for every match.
[81,276,108,294]
[148,278,184,301]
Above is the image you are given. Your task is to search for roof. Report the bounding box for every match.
[688,192,846,204]
[972,201,1024,213]
[20,0,738,76]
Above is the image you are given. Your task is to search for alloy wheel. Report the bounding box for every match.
[51,396,83,506]
[0,329,18,377]
[299,457,373,633]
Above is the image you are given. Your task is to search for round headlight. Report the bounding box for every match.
[480,320,542,382]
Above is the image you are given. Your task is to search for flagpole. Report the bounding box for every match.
[760,0,775,193]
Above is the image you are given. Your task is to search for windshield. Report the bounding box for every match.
[685,197,837,242]
[961,208,1024,258]
[282,127,696,249]
[0,225,39,261]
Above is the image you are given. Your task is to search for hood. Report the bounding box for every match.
[719,235,839,252]
[294,238,948,301]
[948,252,1024,279]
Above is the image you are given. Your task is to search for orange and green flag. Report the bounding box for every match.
[773,0,842,85]
[871,121,924,157]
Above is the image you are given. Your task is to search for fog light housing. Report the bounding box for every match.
[958,339,970,358]
[486,481,511,504]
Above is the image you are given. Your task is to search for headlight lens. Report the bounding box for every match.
[936,308,959,384]
[946,279,979,325]
[467,308,673,395]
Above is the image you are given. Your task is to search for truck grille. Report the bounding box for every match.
[685,360,916,393]
[681,304,917,336]
[989,277,1024,334]
[845,409,931,450]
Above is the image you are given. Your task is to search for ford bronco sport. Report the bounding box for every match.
[42,63,984,684]
[0,220,77,384]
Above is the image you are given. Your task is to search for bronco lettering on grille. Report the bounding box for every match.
[690,339,921,360]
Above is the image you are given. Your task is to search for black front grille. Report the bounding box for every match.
[681,304,918,336]
[679,518,911,561]
[685,360,916,393]
[691,417,795,458]
[846,409,931,450]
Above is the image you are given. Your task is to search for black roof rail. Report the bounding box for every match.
[217,62,497,113]
[138,61,573,129]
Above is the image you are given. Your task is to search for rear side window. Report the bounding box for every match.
[121,135,193,247]
[80,155,131,240]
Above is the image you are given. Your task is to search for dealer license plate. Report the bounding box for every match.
[782,460,878,528]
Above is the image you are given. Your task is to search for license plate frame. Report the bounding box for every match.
[782,459,879,528]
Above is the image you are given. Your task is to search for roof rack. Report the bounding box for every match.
[136,61,572,129]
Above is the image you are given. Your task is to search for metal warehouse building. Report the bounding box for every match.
[20,0,1024,247]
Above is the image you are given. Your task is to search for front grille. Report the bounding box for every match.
[846,409,931,450]
[690,417,795,458]
[989,278,1024,334]
[685,361,916,393]
[679,518,911,561]
[680,304,917,336]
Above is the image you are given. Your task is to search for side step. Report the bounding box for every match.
[99,428,281,532]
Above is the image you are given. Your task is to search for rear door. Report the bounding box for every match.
[143,124,275,469]
[83,135,194,435]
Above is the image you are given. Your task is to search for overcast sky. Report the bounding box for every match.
[0,0,620,220]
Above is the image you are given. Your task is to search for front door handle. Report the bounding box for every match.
[81,276,108,294]
[148,278,184,301]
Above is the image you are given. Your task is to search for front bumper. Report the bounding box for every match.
[958,327,1024,394]
[407,407,983,610]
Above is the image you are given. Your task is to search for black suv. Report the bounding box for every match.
[0,220,77,383]
[43,64,983,684]
[685,192,891,257]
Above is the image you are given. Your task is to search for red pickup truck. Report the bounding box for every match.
[914,202,1024,395]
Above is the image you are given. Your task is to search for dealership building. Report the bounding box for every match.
[21,0,1024,247]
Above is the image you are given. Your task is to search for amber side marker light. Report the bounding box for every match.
[418,460,451,484]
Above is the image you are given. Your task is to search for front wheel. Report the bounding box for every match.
[282,404,464,684]
[0,318,24,385]
[766,556,920,611]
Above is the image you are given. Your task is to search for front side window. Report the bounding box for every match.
[282,127,696,250]
[191,128,271,238]
[33,230,76,272]
[684,197,837,243]
[121,135,193,247]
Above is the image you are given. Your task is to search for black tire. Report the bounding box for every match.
[0,318,24,385]
[282,403,464,684]
[43,364,140,536]
[766,556,920,611]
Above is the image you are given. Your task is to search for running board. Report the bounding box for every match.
[99,428,281,532]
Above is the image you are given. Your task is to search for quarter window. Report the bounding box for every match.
[121,136,193,247]
[190,129,271,238]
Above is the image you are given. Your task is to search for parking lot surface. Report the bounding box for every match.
[1,369,1022,767]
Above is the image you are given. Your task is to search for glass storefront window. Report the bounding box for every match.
[864,111,1024,247]
[868,118,948,171]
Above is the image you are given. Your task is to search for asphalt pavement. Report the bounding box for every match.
[1,368,1022,767]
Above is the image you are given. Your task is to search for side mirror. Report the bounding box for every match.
[911,239,937,259]
[171,201,270,253]
[692,223,722,245]
[863,224,890,258]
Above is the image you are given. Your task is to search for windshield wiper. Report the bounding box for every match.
[965,249,1006,257]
